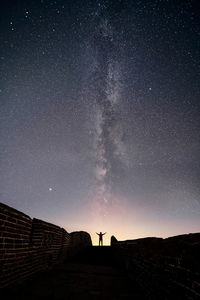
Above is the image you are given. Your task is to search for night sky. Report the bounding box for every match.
[1,0,200,245]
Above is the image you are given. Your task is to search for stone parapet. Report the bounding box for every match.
[0,202,91,288]
[111,233,200,299]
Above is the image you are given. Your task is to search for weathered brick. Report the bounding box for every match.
[0,213,7,220]
[0,203,78,288]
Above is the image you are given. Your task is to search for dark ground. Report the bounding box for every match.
[2,246,146,300]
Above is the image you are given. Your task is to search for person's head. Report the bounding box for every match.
[100,232,102,234]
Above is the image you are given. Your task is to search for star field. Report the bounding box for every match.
[0,0,200,244]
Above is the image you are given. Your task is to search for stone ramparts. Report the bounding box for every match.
[111,233,200,299]
[0,202,92,288]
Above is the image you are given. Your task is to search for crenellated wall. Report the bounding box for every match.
[111,233,200,300]
[0,203,92,288]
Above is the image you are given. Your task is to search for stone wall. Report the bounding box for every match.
[0,203,92,288]
[111,233,200,300]
[0,203,33,288]
[68,231,92,258]
[70,231,92,248]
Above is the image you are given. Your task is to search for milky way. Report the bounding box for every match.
[84,9,125,217]
[1,0,200,244]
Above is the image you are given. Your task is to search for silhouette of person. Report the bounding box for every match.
[96,232,106,246]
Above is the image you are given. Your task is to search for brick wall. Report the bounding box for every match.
[0,203,33,287]
[111,233,200,299]
[0,203,91,288]
[30,218,69,270]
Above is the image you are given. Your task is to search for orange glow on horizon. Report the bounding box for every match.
[51,194,200,246]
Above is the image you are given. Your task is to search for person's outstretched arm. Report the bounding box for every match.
[96,232,99,236]
[103,232,107,235]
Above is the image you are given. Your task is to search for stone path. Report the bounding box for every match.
[2,246,146,300]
